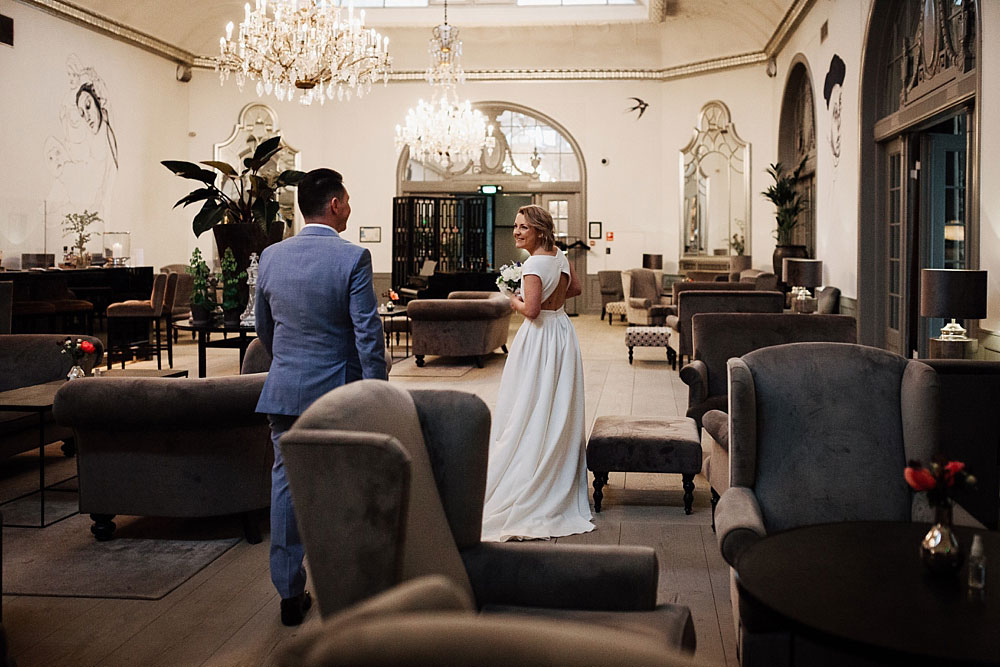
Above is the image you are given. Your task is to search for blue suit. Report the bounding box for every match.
[255,224,387,599]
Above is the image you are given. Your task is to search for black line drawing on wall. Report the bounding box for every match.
[44,55,118,236]
[824,54,845,168]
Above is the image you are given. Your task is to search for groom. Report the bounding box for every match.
[255,167,387,625]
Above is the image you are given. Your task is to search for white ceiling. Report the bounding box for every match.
[65,0,793,65]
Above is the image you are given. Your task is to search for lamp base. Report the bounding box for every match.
[938,319,969,341]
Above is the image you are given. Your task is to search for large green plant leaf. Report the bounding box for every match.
[192,200,227,237]
[200,160,239,177]
[276,170,307,187]
[162,160,217,185]
[173,187,218,209]
[249,136,282,170]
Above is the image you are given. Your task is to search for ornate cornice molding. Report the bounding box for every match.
[763,0,816,57]
[16,0,196,64]
[22,0,785,82]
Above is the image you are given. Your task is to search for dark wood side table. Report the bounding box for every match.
[735,521,1000,665]
[172,320,256,377]
[378,305,410,359]
[930,337,976,359]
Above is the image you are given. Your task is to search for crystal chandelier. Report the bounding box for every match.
[217,0,392,106]
[394,0,493,169]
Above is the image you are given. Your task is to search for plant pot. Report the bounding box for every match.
[190,303,213,327]
[772,244,808,284]
[213,222,284,314]
[223,309,242,328]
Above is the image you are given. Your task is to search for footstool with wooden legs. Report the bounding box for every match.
[586,415,702,515]
[625,326,676,367]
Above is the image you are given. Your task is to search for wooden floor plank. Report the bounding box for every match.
[701,525,739,667]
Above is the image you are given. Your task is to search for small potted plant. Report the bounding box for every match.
[761,159,808,279]
[63,210,101,268]
[220,247,247,327]
[187,248,216,326]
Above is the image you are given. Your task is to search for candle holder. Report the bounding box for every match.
[103,232,131,267]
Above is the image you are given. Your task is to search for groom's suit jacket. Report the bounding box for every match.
[255,225,387,416]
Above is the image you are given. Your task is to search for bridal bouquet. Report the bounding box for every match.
[496,262,522,297]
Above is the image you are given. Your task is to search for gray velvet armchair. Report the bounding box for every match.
[666,290,784,368]
[408,291,510,368]
[680,313,857,515]
[53,373,273,542]
[715,342,939,664]
[279,380,696,653]
[622,269,671,325]
[279,575,703,667]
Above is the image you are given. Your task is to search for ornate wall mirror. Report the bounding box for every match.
[679,100,751,260]
[214,103,300,229]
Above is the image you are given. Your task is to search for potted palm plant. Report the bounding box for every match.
[761,160,808,280]
[163,136,304,311]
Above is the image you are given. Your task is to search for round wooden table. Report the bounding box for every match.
[735,521,1000,665]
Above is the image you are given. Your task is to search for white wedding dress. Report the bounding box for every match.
[481,251,595,542]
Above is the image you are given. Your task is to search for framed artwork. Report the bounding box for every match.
[588,221,602,240]
[359,226,381,243]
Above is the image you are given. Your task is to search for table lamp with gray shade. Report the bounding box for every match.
[920,268,987,341]
[783,258,823,312]
[642,253,663,270]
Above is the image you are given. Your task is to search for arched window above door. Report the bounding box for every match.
[399,102,584,190]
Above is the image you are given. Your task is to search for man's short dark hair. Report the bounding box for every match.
[297,168,346,218]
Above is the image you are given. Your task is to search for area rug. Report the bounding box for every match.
[2,512,242,600]
[390,355,476,377]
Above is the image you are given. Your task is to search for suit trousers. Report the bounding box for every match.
[268,413,305,600]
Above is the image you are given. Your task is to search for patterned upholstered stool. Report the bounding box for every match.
[604,300,627,325]
[625,326,675,367]
[587,415,701,514]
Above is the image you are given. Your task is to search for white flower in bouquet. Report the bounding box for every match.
[496,262,523,297]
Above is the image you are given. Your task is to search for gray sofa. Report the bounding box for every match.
[279,380,696,653]
[408,291,510,368]
[0,333,104,460]
[53,373,273,542]
[279,575,703,667]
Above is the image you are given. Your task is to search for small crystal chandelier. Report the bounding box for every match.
[217,0,392,106]
[394,0,493,169]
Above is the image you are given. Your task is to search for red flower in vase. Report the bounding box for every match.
[904,458,976,507]
[80,340,96,354]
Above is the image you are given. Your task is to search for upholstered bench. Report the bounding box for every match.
[604,300,626,325]
[587,415,701,514]
[625,326,676,367]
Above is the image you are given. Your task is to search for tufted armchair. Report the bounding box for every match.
[622,268,672,325]
[715,342,940,663]
[279,380,696,653]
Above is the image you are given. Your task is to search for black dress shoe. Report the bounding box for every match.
[280,591,312,626]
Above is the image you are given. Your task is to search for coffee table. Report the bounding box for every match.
[735,521,1000,665]
[378,305,410,359]
[173,320,256,377]
[0,368,188,527]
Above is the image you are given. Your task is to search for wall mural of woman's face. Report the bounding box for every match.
[830,84,842,164]
[76,89,101,134]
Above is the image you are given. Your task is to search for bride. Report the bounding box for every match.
[481,205,595,542]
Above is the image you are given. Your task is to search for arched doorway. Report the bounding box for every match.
[858,0,980,356]
[397,101,589,310]
[777,57,817,258]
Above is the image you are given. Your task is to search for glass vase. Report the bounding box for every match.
[921,502,963,575]
[66,365,87,381]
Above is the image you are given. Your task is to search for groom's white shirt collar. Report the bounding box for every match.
[302,223,339,235]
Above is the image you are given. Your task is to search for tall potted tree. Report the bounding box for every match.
[163,136,304,310]
[762,160,808,282]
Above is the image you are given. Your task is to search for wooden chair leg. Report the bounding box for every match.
[154,318,162,370]
[165,319,174,368]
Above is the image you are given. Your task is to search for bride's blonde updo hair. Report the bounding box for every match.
[517,205,556,251]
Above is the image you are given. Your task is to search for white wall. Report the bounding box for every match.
[0,1,192,270]
[977,0,1000,332]
[770,0,868,300]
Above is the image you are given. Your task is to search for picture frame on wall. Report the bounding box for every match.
[588,221,602,240]
[359,226,381,243]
